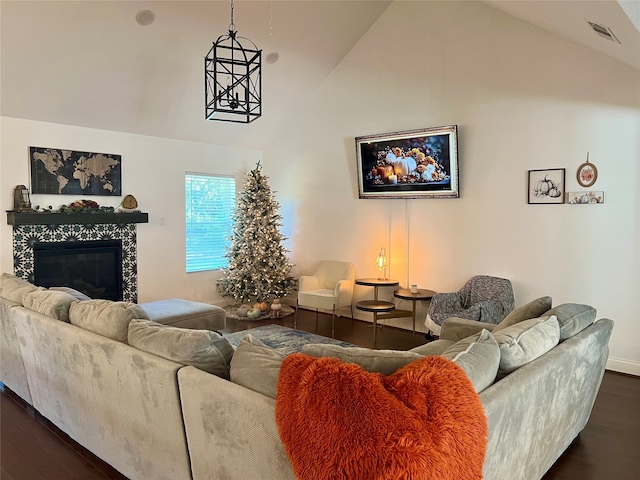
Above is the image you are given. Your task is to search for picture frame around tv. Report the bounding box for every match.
[355,125,459,199]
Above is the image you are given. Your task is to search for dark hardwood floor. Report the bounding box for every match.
[2,309,639,479]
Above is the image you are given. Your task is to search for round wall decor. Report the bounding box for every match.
[577,160,598,188]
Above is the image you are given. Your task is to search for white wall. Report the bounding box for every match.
[264,1,640,373]
[0,117,261,304]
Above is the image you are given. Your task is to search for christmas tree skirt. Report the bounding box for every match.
[225,303,295,321]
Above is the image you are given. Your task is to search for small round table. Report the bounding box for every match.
[355,278,400,342]
[393,288,436,338]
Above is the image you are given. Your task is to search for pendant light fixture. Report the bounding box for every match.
[205,0,262,123]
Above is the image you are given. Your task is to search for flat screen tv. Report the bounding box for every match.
[355,125,459,199]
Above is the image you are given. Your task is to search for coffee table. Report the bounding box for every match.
[393,288,436,338]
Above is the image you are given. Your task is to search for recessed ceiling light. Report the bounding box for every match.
[265,52,280,64]
[136,10,155,26]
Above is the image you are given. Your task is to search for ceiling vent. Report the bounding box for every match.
[586,20,621,44]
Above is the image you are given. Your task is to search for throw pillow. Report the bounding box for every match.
[230,334,286,398]
[49,286,92,301]
[276,354,487,480]
[442,329,500,393]
[128,319,234,379]
[0,273,38,305]
[22,287,79,322]
[409,339,455,356]
[301,344,423,375]
[69,300,150,343]
[493,296,553,333]
[543,303,596,341]
[493,315,560,375]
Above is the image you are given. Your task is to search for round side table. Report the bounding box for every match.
[393,288,435,338]
[355,278,399,342]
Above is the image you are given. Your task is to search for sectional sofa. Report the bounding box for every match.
[0,273,613,480]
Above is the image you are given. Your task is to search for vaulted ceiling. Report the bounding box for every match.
[1,1,638,149]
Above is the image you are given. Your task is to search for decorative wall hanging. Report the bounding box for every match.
[528,168,565,204]
[568,191,604,204]
[29,146,122,196]
[355,125,459,199]
[576,153,598,187]
[205,0,262,123]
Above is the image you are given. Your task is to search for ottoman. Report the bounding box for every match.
[139,298,226,331]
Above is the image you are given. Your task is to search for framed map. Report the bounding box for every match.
[29,146,122,196]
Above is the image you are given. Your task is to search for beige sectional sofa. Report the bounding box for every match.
[1,273,613,480]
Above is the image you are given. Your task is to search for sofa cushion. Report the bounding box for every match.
[128,319,234,379]
[409,339,455,356]
[493,315,560,375]
[442,329,500,393]
[22,287,78,322]
[543,303,596,341]
[49,286,92,301]
[0,273,38,305]
[301,344,423,375]
[230,334,286,398]
[493,296,553,333]
[69,300,149,343]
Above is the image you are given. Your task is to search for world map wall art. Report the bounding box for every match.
[29,146,122,196]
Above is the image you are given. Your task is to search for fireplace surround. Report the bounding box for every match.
[8,212,148,302]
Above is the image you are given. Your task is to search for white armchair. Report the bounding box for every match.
[295,261,355,336]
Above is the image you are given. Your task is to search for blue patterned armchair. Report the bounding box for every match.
[425,275,515,336]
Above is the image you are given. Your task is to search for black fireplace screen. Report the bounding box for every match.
[33,240,123,301]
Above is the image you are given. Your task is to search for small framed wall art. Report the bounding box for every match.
[568,191,604,204]
[528,168,565,204]
[576,156,598,188]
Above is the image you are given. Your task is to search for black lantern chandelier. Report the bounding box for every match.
[205,0,262,123]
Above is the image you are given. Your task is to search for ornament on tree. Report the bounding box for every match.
[218,162,296,304]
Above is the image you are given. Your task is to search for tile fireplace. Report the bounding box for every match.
[8,212,148,302]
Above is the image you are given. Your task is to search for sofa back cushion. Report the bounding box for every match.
[70,300,149,343]
[230,334,286,398]
[543,303,596,341]
[128,319,234,379]
[301,344,423,375]
[23,287,79,322]
[49,286,92,301]
[441,329,500,393]
[493,296,553,333]
[0,273,38,305]
[493,315,560,375]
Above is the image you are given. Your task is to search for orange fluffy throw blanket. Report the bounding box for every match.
[275,354,487,480]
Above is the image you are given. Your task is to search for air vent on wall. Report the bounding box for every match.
[586,20,621,44]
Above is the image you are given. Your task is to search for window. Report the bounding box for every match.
[185,173,236,273]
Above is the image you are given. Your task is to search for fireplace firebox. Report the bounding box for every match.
[33,240,123,301]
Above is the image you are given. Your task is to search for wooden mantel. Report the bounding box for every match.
[6,211,149,226]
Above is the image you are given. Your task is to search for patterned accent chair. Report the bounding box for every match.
[425,275,515,336]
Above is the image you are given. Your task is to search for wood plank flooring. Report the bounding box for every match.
[2,309,639,479]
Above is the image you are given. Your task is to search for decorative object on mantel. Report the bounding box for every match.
[528,168,565,204]
[205,0,261,123]
[29,146,121,196]
[12,185,33,212]
[117,194,140,213]
[576,152,598,188]
[568,191,604,204]
[355,125,459,199]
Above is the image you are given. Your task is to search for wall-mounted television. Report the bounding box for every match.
[355,125,459,199]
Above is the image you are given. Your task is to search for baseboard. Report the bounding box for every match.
[606,357,640,376]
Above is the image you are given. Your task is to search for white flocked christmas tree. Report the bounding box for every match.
[218,162,295,304]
